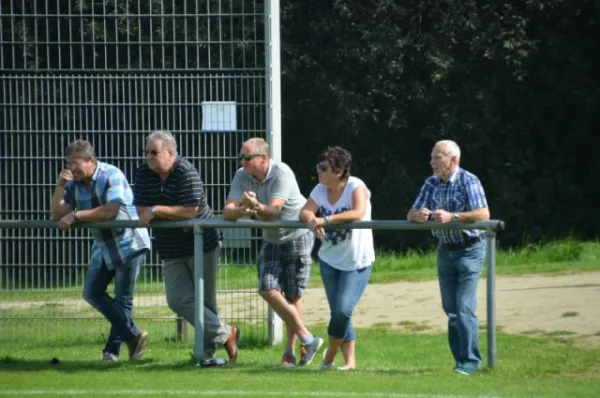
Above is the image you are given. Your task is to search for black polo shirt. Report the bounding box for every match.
[133,157,220,259]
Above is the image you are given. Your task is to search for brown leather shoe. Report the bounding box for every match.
[223,326,240,364]
[127,331,149,360]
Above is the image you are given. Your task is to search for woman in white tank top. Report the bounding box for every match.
[300,146,375,370]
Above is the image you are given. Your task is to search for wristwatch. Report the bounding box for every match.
[72,210,79,221]
[324,215,332,225]
[151,206,158,215]
[452,213,460,221]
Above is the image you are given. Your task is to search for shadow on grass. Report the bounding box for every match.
[0,356,157,372]
[0,356,439,376]
[0,356,230,373]
[239,363,439,376]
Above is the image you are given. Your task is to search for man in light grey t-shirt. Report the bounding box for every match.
[223,138,323,368]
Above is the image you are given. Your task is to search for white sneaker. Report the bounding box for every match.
[101,352,118,363]
[200,357,227,367]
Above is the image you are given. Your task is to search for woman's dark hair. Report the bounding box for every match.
[317,146,352,180]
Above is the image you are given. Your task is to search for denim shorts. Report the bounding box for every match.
[257,232,313,296]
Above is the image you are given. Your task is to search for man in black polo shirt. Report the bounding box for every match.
[133,130,239,366]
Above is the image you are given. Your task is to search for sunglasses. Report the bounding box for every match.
[239,153,263,161]
[316,162,331,172]
[145,149,167,156]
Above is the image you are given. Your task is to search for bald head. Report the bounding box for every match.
[242,137,269,157]
[434,140,461,162]
[431,140,461,181]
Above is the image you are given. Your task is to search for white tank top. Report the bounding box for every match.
[309,176,375,271]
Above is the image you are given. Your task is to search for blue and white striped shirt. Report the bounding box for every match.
[412,167,488,244]
[64,161,151,270]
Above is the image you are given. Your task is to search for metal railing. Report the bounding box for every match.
[0,218,504,368]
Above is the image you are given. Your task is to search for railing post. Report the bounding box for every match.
[176,317,188,343]
[193,225,205,366]
[268,304,284,345]
[485,230,497,369]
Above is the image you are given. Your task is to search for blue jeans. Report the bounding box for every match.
[437,241,486,366]
[83,252,143,356]
[320,260,372,341]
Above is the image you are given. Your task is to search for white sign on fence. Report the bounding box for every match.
[201,101,237,132]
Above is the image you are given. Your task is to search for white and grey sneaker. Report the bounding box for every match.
[101,352,118,363]
[298,336,324,366]
[201,356,227,367]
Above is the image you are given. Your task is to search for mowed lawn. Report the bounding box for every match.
[1,326,599,398]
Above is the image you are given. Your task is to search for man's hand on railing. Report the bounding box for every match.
[138,207,155,226]
[409,208,432,223]
[58,211,77,230]
[431,209,453,224]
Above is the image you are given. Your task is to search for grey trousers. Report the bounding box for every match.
[162,245,231,357]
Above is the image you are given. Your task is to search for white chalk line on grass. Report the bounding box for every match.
[0,390,500,398]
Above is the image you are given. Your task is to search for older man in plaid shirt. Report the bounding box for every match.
[50,139,151,363]
[407,140,490,376]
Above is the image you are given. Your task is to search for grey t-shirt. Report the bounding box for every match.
[228,160,309,244]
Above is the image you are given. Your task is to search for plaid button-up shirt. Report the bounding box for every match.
[64,161,151,270]
[412,167,488,244]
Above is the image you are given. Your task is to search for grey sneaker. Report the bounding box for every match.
[281,352,297,368]
[298,336,324,366]
[101,352,118,363]
[201,356,227,367]
[455,361,480,376]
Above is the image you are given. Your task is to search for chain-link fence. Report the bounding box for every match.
[0,0,274,345]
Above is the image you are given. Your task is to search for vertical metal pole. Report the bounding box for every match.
[194,225,205,365]
[485,231,497,369]
[264,0,284,345]
[265,0,282,160]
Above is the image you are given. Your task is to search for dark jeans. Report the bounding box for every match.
[82,252,144,356]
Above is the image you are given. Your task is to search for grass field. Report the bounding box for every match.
[1,239,599,397]
[1,325,599,397]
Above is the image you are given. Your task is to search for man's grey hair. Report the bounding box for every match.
[66,139,96,160]
[243,137,269,156]
[436,139,461,160]
[148,130,178,152]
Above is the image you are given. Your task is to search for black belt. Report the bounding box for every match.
[439,236,482,251]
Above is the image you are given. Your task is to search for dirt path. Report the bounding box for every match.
[3,271,598,348]
[301,271,600,348]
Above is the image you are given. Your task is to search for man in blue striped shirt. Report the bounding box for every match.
[407,140,490,376]
[50,140,151,363]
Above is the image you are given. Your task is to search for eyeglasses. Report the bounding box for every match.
[145,149,167,156]
[239,153,263,161]
[316,162,331,172]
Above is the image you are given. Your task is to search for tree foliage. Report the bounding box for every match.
[280,0,600,248]
[3,0,599,250]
